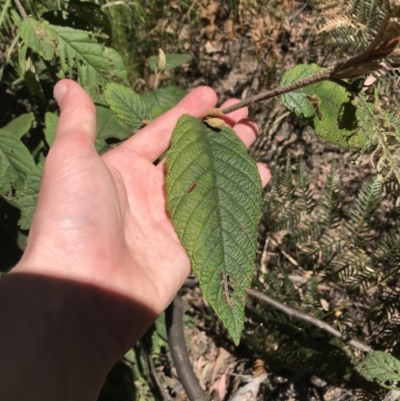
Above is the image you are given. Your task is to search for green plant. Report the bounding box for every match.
[2,0,400,398]
[356,351,400,390]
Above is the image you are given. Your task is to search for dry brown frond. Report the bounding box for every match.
[317,15,357,34]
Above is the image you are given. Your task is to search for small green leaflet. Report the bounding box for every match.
[44,112,59,146]
[356,351,400,390]
[0,129,36,196]
[280,64,368,149]
[166,115,262,344]
[2,112,35,139]
[104,83,150,129]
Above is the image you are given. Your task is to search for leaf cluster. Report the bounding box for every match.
[279,65,400,183]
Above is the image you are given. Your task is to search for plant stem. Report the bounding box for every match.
[247,288,372,353]
[221,66,335,115]
[167,295,209,401]
[183,279,371,353]
[154,70,160,90]
[13,0,28,19]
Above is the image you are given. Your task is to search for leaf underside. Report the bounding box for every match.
[166,115,262,344]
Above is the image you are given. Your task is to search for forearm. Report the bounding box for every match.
[0,272,146,401]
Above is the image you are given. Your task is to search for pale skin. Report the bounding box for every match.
[0,80,271,401]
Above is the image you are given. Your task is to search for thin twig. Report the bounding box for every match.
[220,66,335,115]
[143,346,170,401]
[166,294,209,401]
[269,237,301,268]
[247,288,372,353]
[13,0,28,19]
[182,279,371,352]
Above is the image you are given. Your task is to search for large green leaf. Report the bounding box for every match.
[15,162,44,230]
[148,53,192,72]
[20,18,128,100]
[280,64,368,149]
[95,105,134,153]
[0,129,36,196]
[141,86,186,119]
[48,24,127,96]
[166,115,262,344]
[104,83,149,129]
[2,112,34,139]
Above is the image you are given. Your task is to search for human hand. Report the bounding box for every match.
[14,79,271,354]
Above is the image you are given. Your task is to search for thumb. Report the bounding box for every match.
[52,79,97,147]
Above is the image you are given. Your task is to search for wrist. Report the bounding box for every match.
[4,265,158,359]
[0,272,118,400]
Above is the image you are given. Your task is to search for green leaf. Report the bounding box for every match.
[103,48,128,84]
[104,83,149,129]
[166,115,262,344]
[148,53,192,72]
[141,86,186,119]
[47,24,128,98]
[44,112,59,146]
[0,129,36,196]
[20,17,56,60]
[15,162,44,230]
[2,113,35,139]
[280,64,368,149]
[95,105,134,152]
[356,351,400,390]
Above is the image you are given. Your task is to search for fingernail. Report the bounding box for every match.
[54,83,68,104]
